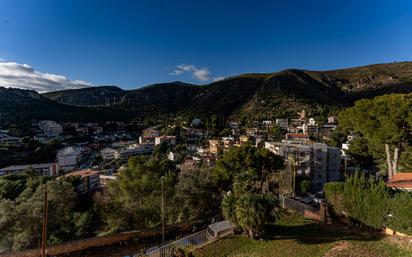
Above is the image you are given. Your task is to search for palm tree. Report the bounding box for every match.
[234,193,267,239]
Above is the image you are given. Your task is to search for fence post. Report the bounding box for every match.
[319,202,326,222]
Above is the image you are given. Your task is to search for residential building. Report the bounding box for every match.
[180,158,201,172]
[57,146,87,172]
[262,120,272,127]
[0,135,21,146]
[167,151,176,161]
[100,147,119,161]
[139,128,160,144]
[265,141,341,189]
[302,123,319,134]
[276,119,289,129]
[386,173,412,191]
[65,169,100,195]
[38,120,63,136]
[239,135,249,145]
[209,139,221,155]
[155,135,176,146]
[327,116,338,124]
[117,143,154,160]
[245,128,258,137]
[222,136,234,148]
[0,163,59,177]
[285,133,310,143]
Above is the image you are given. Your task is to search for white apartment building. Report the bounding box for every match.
[100,147,119,161]
[275,119,289,129]
[38,120,63,136]
[265,141,341,189]
[57,146,86,172]
[117,143,154,160]
[0,163,59,177]
[155,135,176,146]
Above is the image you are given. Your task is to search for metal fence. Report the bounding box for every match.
[279,195,319,214]
[135,229,209,257]
[134,220,235,257]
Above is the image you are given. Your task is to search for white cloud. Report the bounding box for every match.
[169,63,212,82]
[212,76,226,82]
[0,59,94,93]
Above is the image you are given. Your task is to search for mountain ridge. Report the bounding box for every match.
[1,61,412,130]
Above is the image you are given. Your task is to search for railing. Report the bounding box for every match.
[279,195,319,215]
[135,229,209,257]
[134,220,235,257]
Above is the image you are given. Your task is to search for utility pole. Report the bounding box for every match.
[40,185,48,257]
[161,176,165,246]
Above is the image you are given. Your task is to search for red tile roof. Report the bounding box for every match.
[387,172,412,189]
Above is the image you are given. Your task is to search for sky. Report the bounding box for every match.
[0,0,412,92]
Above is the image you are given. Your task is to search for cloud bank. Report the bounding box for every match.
[169,64,225,83]
[0,59,94,93]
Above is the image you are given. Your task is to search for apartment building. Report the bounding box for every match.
[0,163,59,177]
[265,141,341,189]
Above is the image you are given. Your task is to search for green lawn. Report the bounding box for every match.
[195,213,412,257]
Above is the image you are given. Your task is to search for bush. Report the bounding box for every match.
[324,173,412,234]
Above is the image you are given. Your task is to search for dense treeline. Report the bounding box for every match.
[325,173,412,234]
[0,173,97,252]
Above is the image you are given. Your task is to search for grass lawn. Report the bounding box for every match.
[195,213,412,257]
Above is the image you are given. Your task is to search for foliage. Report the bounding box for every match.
[299,180,311,194]
[174,168,220,223]
[325,173,412,233]
[0,179,93,251]
[217,145,283,238]
[213,145,284,193]
[339,93,412,174]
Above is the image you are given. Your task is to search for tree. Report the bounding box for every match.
[223,192,275,239]
[0,180,79,251]
[339,93,412,177]
[174,168,219,223]
[213,145,284,193]
[105,156,178,231]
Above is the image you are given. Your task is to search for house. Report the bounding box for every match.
[239,135,249,145]
[262,120,272,127]
[275,119,289,129]
[327,116,338,124]
[265,141,341,189]
[180,158,201,172]
[386,173,412,191]
[100,147,119,161]
[302,123,319,134]
[167,151,176,161]
[155,135,176,146]
[0,163,59,177]
[139,128,160,144]
[285,133,310,142]
[209,139,221,155]
[245,128,258,137]
[222,136,234,148]
[38,120,63,136]
[65,169,100,195]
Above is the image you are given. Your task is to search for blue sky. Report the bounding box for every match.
[0,0,411,91]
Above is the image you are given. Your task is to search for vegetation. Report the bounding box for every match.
[338,93,412,176]
[0,174,97,252]
[216,145,284,238]
[325,173,412,234]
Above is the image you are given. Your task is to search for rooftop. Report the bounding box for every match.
[65,169,99,178]
[386,172,412,189]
